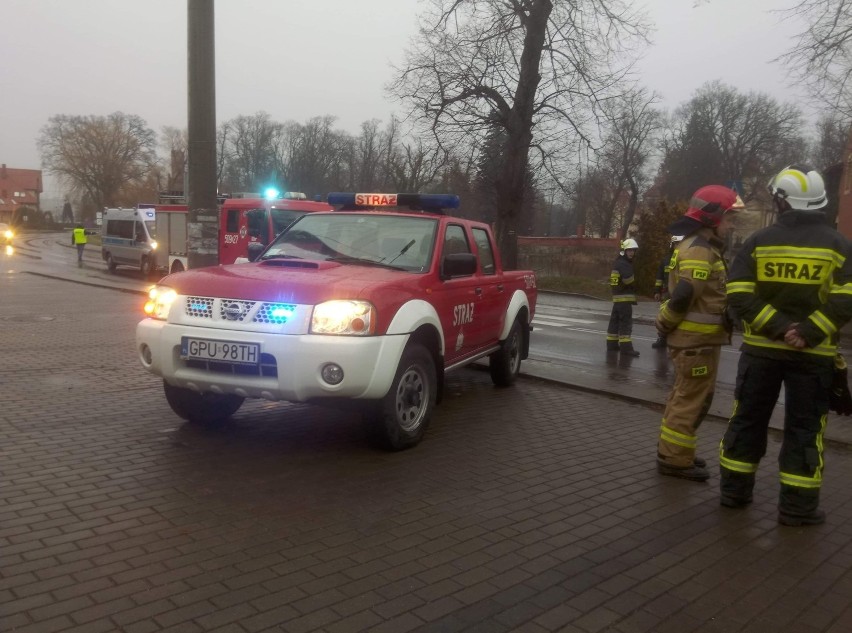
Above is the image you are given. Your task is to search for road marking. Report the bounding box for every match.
[533,315,595,327]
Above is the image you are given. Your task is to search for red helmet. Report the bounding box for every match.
[684,185,745,227]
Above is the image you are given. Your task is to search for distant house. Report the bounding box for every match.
[0,164,43,224]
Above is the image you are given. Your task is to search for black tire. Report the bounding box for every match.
[365,343,437,450]
[163,380,244,425]
[170,260,185,274]
[490,317,523,387]
[106,253,117,273]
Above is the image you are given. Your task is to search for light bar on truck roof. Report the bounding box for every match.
[327,192,460,212]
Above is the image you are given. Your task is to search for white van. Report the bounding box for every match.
[101,207,158,276]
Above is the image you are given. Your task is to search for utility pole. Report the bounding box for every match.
[187,0,218,269]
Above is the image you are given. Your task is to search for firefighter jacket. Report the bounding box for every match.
[72,227,88,245]
[654,252,674,297]
[610,254,636,303]
[656,228,730,348]
[727,209,852,361]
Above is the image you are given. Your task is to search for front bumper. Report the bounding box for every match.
[136,319,408,402]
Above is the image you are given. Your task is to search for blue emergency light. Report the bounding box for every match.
[327,192,460,212]
[264,187,281,200]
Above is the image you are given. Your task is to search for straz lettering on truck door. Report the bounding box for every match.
[453,302,475,326]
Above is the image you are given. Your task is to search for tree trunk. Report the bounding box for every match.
[494,0,553,270]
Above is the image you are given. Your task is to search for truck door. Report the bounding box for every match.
[470,227,505,345]
[433,223,482,361]
[219,207,242,265]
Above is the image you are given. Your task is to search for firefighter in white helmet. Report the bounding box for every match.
[652,234,685,349]
[606,238,640,356]
[720,165,852,526]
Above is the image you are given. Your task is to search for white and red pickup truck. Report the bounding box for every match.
[136,193,537,449]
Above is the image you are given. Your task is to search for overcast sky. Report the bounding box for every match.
[1,0,809,198]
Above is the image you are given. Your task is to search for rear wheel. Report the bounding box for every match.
[106,253,117,273]
[163,381,244,425]
[490,317,523,387]
[365,343,436,451]
[170,260,185,274]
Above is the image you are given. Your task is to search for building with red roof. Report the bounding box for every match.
[0,164,43,224]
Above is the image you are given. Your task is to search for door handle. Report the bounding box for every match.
[475,287,482,296]
[497,284,504,292]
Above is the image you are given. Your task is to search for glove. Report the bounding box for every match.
[655,315,674,336]
[653,292,661,302]
[830,354,852,416]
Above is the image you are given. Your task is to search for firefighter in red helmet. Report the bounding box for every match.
[655,185,744,481]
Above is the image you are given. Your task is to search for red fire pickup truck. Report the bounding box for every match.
[136,193,537,450]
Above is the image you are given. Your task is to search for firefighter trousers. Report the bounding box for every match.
[657,345,720,467]
[719,353,832,515]
[607,302,633,345]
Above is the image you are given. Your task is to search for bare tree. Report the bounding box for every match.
[220,111,283,192]
[573,164,626,238]
[277,116,347,196]
[390,0,648,267]
[160,126,188,194]
[658,82,805,202]
[38,112,156,214]
[601,88,663,236]
[777,0,852,118]
[809,112,851,169]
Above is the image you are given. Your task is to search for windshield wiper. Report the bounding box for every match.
[327,256,406,271]
[382,239,416,266]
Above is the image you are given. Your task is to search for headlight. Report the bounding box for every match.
[144,285,177,320]
[3,230,12,240]
[150,240,158,250]
[311,300,376,335]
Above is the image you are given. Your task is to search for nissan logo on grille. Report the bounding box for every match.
[223,302,245,321]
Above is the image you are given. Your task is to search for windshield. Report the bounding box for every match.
[144,220,156,239]
[270,209,306,236]
[263,213,438,273]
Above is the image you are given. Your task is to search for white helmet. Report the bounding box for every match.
[620,238,638,255]
[670,235,684,248]
[767,165,827,211]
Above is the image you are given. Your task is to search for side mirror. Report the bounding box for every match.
[441,252,477,279]
[247,242,266,262]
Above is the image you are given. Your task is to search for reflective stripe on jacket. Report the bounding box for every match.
[657,229,730,348]
[73,228,87,245]
[610,254,636,303]
[727,210,852,360]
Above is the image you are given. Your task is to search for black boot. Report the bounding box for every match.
[651,336,667,349]
[657,461,709,481]
[778,509,825,526]
[619,342,640,357]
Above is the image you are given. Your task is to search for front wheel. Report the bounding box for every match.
[365,343,437,451]
[490,317,523,387]
[163,381,244,425]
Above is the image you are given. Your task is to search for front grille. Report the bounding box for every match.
[254,303,297,325]
[184,296,298,326]
[183,352,278,377]
[219,300,255,322]
[186,297,214,318]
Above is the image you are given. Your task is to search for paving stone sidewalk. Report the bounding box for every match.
[3,272,852,633]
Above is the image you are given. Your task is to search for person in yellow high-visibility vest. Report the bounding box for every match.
[71,223,88,267]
